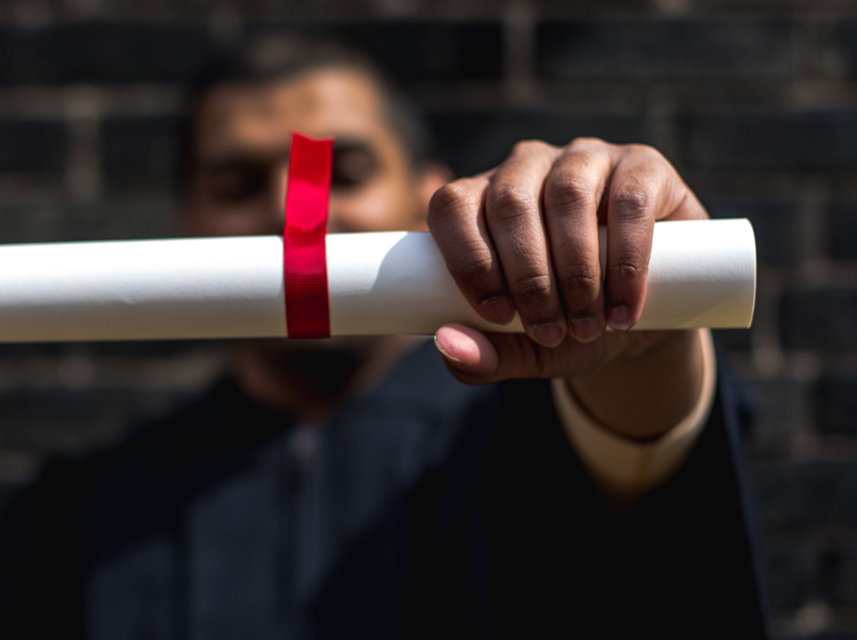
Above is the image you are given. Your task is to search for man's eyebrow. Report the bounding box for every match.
[197,137,378,173]
[333,137,375,154]
[198,146,292,173]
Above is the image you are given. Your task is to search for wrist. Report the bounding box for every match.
[566,330,707,441]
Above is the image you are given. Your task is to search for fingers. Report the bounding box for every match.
[434,324,500,381]
[485,141,565,346]
[428,174,516,326]
[434,323,607,385]
[434,324,544,384]
[430,141,569,347]
[429,138,704,356]
[543,142,612,342]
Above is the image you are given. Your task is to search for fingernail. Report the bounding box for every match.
[433,335,460,362]
[531,322,564,348]
[433,335,467,371]
[571,318,601,343]
[480,295,515,325]
[607,306,631,331]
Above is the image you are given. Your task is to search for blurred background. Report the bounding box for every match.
[0,0,854,637]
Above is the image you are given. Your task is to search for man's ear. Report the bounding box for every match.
[412,160,454,231]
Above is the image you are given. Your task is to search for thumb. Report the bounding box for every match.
[434,323,549,384]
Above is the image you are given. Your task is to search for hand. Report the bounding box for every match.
[428,138,709,437]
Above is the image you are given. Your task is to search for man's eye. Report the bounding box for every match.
[330,148,378,191]
[208,167,267,203]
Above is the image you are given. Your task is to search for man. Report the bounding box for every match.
[0,39,767,638]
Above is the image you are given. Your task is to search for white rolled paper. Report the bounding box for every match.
[0,219,755,342]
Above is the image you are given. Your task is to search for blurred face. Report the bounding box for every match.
[181,68,447,406]
[183,67,429,236]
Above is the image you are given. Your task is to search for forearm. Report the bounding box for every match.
[565,329,706,442]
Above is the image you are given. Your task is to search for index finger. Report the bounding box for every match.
[428,174,517,326]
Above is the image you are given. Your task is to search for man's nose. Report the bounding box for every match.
[275,164,350,234]
[325,201,361,234]
[266,164,288,232]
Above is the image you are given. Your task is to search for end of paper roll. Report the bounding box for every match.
[626,218,757,331]
[745,220,758,329]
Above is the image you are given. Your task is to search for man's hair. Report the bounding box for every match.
[178,34,431,194]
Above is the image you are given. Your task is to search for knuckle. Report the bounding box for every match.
[511,272,553,305]
[449,247,495,286]
[612,182,651,220]
[487,183,533,225]
[627,143,664,162]
[511,139,552,157]
[569,136,608,152]
[608,261,645,283]
[559,264,600,294]
[544,173,593,213]
[429,182,477,227]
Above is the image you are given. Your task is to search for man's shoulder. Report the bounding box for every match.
[0,376,281,529]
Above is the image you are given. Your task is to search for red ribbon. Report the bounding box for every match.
[283,133,333,338]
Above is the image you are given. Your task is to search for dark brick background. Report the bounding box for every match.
[0,1,855,637]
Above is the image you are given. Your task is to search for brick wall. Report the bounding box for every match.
[0,1,856,637]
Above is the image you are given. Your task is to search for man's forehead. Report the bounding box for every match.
[195,68,390,159]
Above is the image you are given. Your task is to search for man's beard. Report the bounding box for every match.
[236,336,389,406]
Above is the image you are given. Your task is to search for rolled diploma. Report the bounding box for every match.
[0,218,755,342]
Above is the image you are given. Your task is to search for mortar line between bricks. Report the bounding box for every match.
[66,116,101,202]
[503,0,538,106]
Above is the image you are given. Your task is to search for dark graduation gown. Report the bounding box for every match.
[0,340,768,639]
